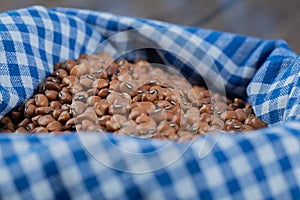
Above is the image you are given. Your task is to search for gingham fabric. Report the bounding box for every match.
[0,6,300,199]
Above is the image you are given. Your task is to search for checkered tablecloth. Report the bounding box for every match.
[0,6,300,199]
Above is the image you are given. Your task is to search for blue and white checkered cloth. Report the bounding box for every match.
[0,6,300,199]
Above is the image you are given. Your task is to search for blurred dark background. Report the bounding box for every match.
[1,0,299,53]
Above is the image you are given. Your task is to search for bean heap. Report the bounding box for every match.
[0,53,267,141]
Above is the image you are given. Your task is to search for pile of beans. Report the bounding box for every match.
[0,53,267,141]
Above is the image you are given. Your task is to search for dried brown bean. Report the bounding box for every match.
[220,111,238,121]
[46,121,63,132]
[106,65,119,76]
[74,91,88,102]
[32,115,41,125]
[149,108,166,122]
[198,122,210,134]
[32,127,48,133]
[199,104,211,114]
[92,79,109,89]
[16,127,29,133]
[111,114,127,126]
[98,115,111,126]
[119,82,134,94]
[35,107,54,115]
[76,108,98,123]
[17,118,31,128]
[35,94,49,107]
[242,125,254,131]
[87,96,101,106]
[1,116,12,124]
[98,88,109,98]
[50,101,62,109]
[58,110,70,123]
[108,104,127,115]
[52,109,62,120]
[68,82,83,94]
[61,104,71,112]
[211,116,224,129]
[233,98,245,108]
[244,116,267,129]
[45,90,59,101]
[94,100,110,116]
[25,99,35,108]
[70,101,87,116]
[79,75,95,88]
[213,102,227,114]
[81,120,95,131]
[24,104,36,118]
[235,109,247,122]
[37,115,55,127]
[199,113,211,123]
[129,106,147,120]
[58,91,72,104]
[63,59,77,72]
[106,92,131,105]
[64,118,76,130]
[106,119,121,131]
[10,111,22,122]
[224,119,243,131]
[44,81,61,91]
[54,69,68,79]
[26,123,36,131]
[62,75,76,86]
[70,64,87,76]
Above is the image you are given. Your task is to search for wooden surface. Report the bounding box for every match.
[1,0,299,53]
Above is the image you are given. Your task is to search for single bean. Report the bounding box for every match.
[58,91,72,104]
[44,81,62,91]
[94,100,110,116]
[32,127,48,133]
[108,104,127,115]
[54,69,68,80]
[35,107,54,115]
[199,113,211,123]
[64,118,76,130]
[17,118,31,128]
[98,115,111,126]
[76,108,98,123]
[58,110,71,123]
[235,109,247,122]
[45,90,59,101]
[25,99,35,108]
[16,127,29,133]
[220,111,238,121]
[50,101,62,109]
[62,75,77,86]
[92,79,109,89]
[26,123,36,131]
[87,96,101,106]
[70,101,87,116]
[70,64,87,76]
[68,82,83,94]
[97,88,109,98]
[46,121,63,132]
[37,114,55,127]
[224,119,243,131]
[24,104,36,118]
[52,109,62,120]
[31,115,41,125]
[80,75,95,88]
[244,116,267,129]
[74,91,88,102]
[35,94,49,107]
